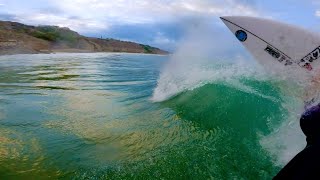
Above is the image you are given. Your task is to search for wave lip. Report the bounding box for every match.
[152,61,263,102]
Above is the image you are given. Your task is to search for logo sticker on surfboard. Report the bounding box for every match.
[235,30,247,42]
[301,46,320,63]
[298,46,320,71]
[298,46,320,70]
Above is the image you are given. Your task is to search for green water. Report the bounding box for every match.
[0,53,302,179]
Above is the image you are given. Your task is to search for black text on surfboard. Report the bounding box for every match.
[264,46,293,66]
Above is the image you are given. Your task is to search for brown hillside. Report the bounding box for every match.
[0,21,168,55]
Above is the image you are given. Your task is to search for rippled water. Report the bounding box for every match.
[0,53,306,179]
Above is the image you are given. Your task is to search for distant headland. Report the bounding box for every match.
[0,21,169,55]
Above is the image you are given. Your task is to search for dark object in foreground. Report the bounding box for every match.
[274,104,320,179]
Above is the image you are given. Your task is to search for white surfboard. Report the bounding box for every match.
[220,16,320,72]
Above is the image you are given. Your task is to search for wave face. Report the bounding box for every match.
[152,53,308,172]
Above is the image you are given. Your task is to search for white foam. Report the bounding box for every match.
[151,60,267,102]
[259,99,306,166]
[151,20,261,102]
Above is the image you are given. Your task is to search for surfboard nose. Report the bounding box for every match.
[220,16,227,22]
[220,16,233,26]
[220,17,233,31]
[220,16,231,21]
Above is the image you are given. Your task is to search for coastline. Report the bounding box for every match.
[0,51,170,57]
[0,20,169,56]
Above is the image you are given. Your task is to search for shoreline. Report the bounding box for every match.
[0,51,170,57]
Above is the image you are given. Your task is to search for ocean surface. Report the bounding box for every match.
[0,53,308,179]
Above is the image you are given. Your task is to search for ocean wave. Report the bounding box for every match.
[152,56,311,167]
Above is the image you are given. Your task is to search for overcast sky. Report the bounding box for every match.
[1,0,320,51]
